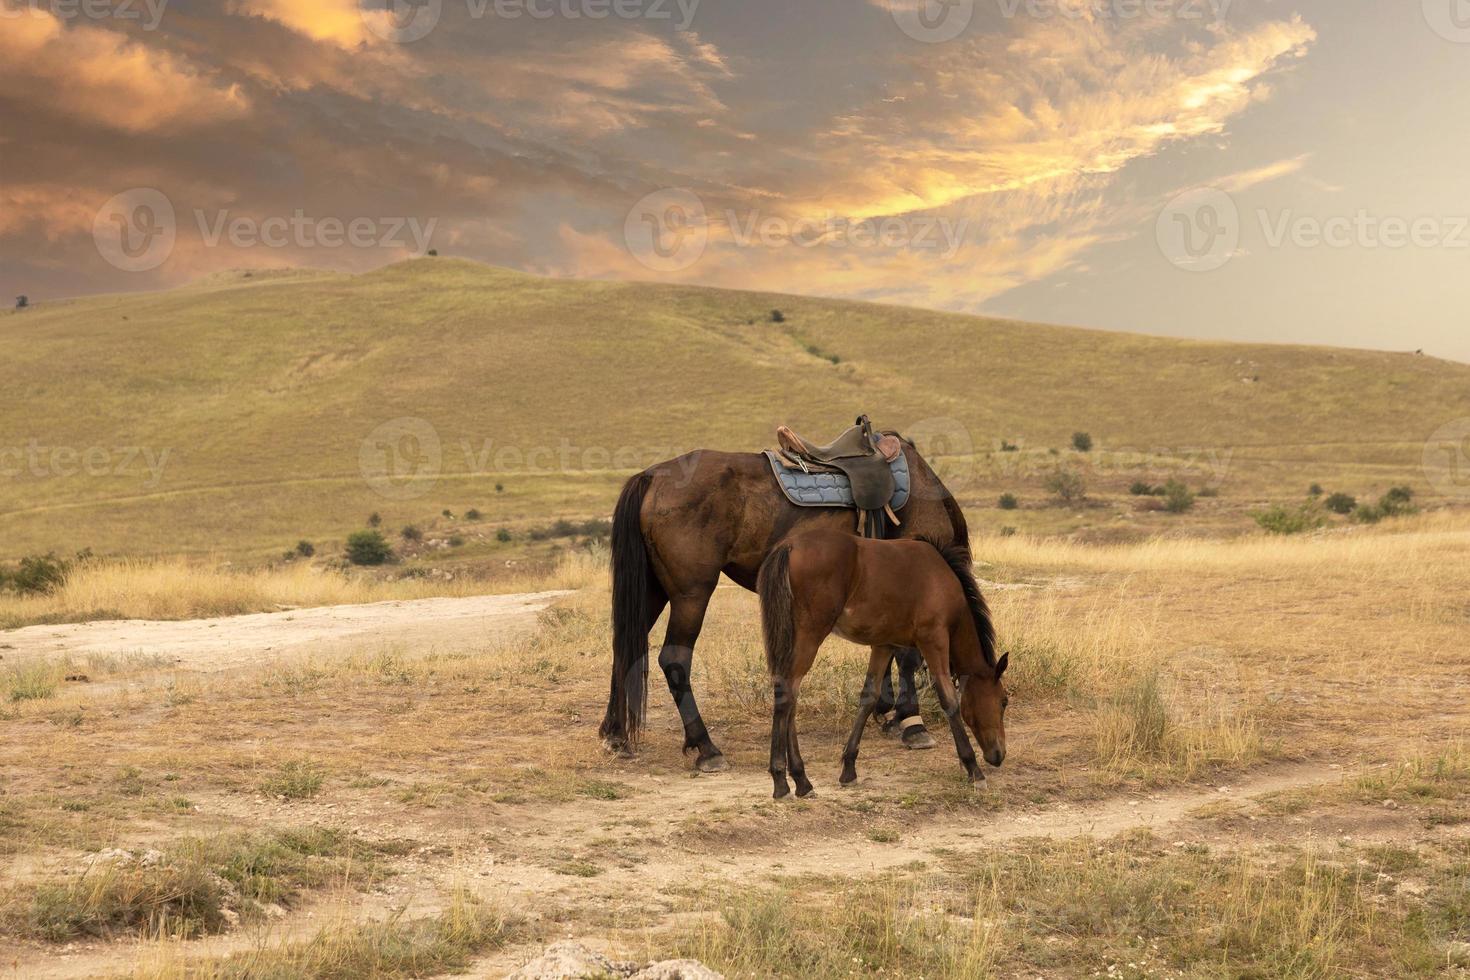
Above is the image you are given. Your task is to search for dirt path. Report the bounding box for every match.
[0,592,570,672]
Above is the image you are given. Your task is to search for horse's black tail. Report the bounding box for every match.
[927,539,998,667]
[757,544,796,677]
[601,472,657,750]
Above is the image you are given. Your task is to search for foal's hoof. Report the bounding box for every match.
[901,727,937,751]
[695,753,729,774]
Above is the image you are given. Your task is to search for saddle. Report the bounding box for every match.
[771,415,905,535]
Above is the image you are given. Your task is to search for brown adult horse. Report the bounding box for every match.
[599,435,969,772]
[757,530,1008,798]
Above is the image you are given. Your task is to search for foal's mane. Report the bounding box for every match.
[921,538,997,669]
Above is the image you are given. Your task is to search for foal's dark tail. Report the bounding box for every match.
[928,540,998,667]
[758,544,796,676]
[601,472,656,750]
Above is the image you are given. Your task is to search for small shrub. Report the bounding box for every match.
[769,309,785,323]
[496,528,512,543]
[1351,504,1384,525]
[1197,486,1220,498]
[261,761,325,800]
[5,553,73,595]
[367,512,382,528]
[1000,440,1019,452]
[441,509,453,519]
[15,295,27,310]
[1323,492,1356,515]
[998,493,1019,511]
[1379,485,1416,516]
[1044,467,1086,505]
[495,483,504,493]
[294,540,315,559]
[1071,431,1093,452]
[1128,481,1155,496]
[1308,483,1323,498]
[401,525,423,542]
[1253,504,1324,536]
[1162,479,1195,514]
[999,526,1017,537]
[465,508,482,521]
[448,535,465,548]
[427,248,438,256]
[345,531,393,566]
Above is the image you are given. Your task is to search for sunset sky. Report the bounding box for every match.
[3,0,1469,359]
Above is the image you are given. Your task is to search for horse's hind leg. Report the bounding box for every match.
[785,678,813,798]
[875,646,936,750]
[769,675,792,798]
[658,583,726,772]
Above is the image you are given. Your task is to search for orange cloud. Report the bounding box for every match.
[232,0,385,48]
[0,6,248,133]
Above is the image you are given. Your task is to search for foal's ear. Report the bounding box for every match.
[995,652,1009,680]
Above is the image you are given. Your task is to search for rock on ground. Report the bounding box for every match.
[505,940,722,980]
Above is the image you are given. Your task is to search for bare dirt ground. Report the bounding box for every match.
[0,592,570,673]
[3,527,1468,978]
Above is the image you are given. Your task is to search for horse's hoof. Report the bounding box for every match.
[796,785,816,799]
[839,769,857,786]
[773,784,790,800]
[969,775,989,792]
[696,753,729,774]
[901,728,937,751]
[601,738,633,759]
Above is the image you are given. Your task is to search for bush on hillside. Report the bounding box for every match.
[998,493,1019,510]
[346,531,394,566]
[1071,431,1093,452]
[1129,481,1155,496]
[368,512,382,528]
[1045,467,1086,505]
[1323,493,1357,515]
[401,525,423,542]
[0,552,81,595]
[1308,483,1323,498]
[465,508,482,521]
[1162,479,1195,514]
[496,528,512,543]
[1253,504,1324,536]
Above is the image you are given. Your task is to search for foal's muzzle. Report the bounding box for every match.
[985,746,1005,767]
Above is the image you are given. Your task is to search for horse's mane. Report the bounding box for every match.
[921,537,996,669]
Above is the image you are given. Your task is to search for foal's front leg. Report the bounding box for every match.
[921,648,984,785]
[841,648,894,785]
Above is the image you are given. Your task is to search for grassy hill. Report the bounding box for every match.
[2,258,1467,559]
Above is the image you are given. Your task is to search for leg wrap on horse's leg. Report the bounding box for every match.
[891,647,936,749]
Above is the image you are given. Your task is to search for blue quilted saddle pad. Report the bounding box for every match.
[763,450,911,511]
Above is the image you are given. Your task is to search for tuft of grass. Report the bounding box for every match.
[260,761,325,800]
[1,828,369,942]
[3,660,63,702]
[129,891,518,979]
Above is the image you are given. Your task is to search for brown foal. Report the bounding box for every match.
[756,530,1009,799]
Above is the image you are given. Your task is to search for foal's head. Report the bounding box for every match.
[959,653,1009,767]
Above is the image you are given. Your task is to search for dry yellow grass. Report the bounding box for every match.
[0,548,606,629]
